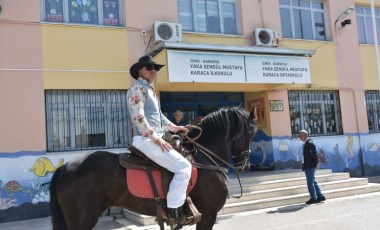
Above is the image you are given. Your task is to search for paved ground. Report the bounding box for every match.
[2,191,380,230]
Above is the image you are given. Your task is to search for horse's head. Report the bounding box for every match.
[230,107,257,171]
[187,107,256,172]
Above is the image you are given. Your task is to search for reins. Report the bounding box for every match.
[184,125,246,198]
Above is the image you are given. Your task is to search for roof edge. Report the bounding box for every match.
[147,41,316,57]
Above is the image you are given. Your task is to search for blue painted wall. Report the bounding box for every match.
[251,130,380,177]
[0,151,83,222]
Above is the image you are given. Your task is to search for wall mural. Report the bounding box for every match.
[0,152,80,223]
[1,132,380,222]
[251,130,380,177]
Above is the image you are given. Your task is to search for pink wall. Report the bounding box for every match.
[239,0,282,45]
[268,90,292,136]
[0,0,41,22]
[0,1,45,152]
[328,0,368,133]
[125,0,179,64]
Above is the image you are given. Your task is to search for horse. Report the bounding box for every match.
[49,106,256,230]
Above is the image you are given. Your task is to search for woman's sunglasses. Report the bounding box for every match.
[144,65,160,71]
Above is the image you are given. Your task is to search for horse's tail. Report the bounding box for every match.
[49,166,68,230]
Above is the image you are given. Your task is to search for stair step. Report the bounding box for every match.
[226,178,368,203]
[228,169,332,186]
[220,183,380,215]
[121,169,380,227]
[228,173,350,194]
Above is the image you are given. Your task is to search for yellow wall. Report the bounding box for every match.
[282,40,339,89]
[42,24,131,89]
[361,45,380,89]
[183,33,247,46]
[355,0,380,6]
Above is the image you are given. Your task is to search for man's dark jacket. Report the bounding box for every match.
[302,138,318,170]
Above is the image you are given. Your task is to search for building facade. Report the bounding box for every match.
[1,0,380,222]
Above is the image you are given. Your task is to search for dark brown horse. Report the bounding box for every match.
[49,107,256,230]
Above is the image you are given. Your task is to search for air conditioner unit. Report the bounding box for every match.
[153,21,183,43]
[252,28,279,47]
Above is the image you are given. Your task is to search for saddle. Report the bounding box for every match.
[118,136,201,229]
[119,146,198,199]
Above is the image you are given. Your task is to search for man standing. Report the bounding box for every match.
[172,110,186,126]
[127,55,192,228]
[299,130,326,204]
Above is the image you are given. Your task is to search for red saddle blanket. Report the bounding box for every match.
[126,167,198,199]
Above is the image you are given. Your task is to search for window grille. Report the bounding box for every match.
[45,90,131,152]
[288,90,343,137]
[365,91,380,133]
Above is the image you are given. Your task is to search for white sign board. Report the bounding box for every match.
[245,55,311,83]
[167,51,246,83]
[167,50,311,84]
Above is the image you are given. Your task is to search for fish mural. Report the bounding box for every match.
[30,157,64,177]
[0,180,30,196]
[254,141,267,165]
[365,143,379,165]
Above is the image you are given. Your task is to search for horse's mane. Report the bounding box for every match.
[189,107,250,145]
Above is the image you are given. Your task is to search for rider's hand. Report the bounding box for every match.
[154,137,172,152]
[174,125,188,134]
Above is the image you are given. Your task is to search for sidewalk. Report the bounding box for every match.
[1,191,380,230]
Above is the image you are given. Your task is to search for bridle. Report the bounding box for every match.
[231,121,255,170]
[184,117,255,198]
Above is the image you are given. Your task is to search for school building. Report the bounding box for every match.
[1,0,380,222]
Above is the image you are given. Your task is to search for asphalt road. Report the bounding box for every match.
[1,192,380,230]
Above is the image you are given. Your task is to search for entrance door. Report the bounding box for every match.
[160,92,244,125]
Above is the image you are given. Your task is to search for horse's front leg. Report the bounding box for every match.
[195,212,217,230]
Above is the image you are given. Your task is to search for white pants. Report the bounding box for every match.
[132,136,192,208]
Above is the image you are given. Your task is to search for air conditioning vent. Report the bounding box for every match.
[253,28,278,47]
[153,21,183,43]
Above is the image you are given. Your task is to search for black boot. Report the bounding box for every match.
[167,206,184,230]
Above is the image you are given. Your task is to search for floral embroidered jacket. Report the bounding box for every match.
[127,77,175,141]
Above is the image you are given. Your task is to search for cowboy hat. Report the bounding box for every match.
[129,55,165,79]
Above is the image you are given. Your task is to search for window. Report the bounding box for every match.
[356,6,380,44]
[288,90,343,137]
[279,0,327,40]
[45,90,130,152]
[43,0,122,26]
[365,91,380,133]
[178,0,238,34]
